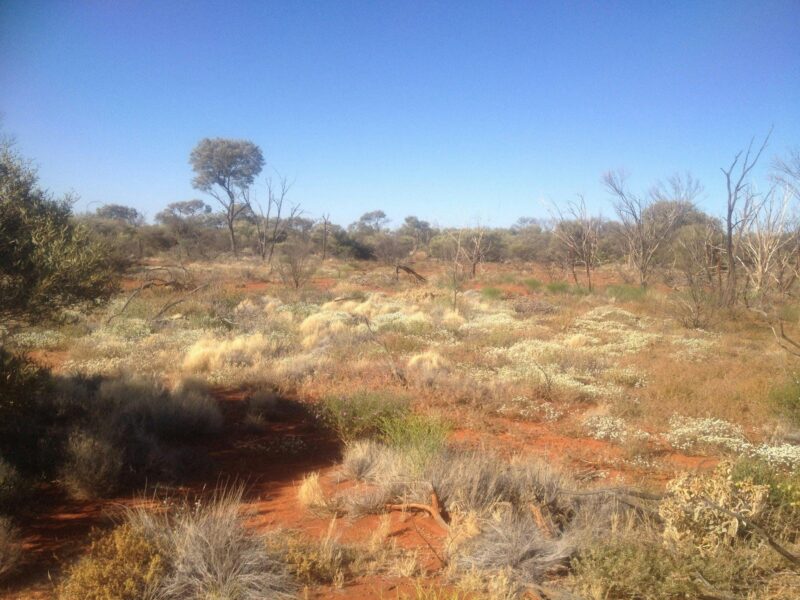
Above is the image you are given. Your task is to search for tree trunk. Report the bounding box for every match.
[227,218,237,257]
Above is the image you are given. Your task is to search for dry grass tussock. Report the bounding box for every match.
[122,485,297,600]
[182,332,289,372]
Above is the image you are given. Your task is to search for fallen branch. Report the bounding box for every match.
[148,283,209,324]
[386,491,448,531]
[396,264,427,283]
[697,496,800,566]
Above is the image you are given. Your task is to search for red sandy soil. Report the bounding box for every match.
[0,388,449,600]
[3,267,719,599]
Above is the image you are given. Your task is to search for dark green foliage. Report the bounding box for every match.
[0,142,117,322]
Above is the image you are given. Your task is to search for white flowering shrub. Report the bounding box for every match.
[583,415,650,444]
[666,416,800,469]
[9,329,65,349]
[666,416,750,454]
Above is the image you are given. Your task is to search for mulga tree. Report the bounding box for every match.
[0,141,116,324]
[1,138,117,469]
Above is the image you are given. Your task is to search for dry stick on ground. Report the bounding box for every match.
[148,283,210,324]
[409,516,447,568]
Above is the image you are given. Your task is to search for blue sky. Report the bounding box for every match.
[1,1,798,227]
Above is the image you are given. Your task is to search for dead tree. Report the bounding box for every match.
[551,196,601,291]
[720,130,772,304]
[251,174,300,262]
[739,185,795,306]
[604,171,694,288]
[465,228,492,278]
[320,213,331,260]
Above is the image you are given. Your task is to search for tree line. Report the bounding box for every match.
[75,136,798,307]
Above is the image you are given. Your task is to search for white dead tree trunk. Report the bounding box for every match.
[739,185,795,305]
[720,130,772,304]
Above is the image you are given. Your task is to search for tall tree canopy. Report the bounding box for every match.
[189,138,264,256]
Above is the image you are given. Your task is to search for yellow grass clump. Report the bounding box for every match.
[182,333,284,372]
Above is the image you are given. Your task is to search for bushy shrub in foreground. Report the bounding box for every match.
[59,523,165,600]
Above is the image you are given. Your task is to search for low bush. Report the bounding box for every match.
[99,376,223,440]
[769,375,800,427]
[521,278,543,292]
[605,284,646,302]
[481,286,503,300]
[545,281,570,294]
[379,413,450,474]
[569,525,691,600]
[267,521,361,587]
[58,523,166,600]
[61,430,124,500]
[318,390,409,443]
[0,457,26,513]
[0,348,51,472]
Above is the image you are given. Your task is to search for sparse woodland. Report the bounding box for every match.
[2,135,800,599]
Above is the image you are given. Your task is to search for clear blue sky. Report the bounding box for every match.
[1,1,798,227]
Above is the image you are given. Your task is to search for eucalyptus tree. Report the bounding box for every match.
[189,138,264,256]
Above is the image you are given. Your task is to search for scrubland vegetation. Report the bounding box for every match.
[2,134,800,599]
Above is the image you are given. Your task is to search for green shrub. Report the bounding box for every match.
[0,140,117,323]
[318,390,409,443]
[480,286,503,300]
[545,281,570,294]
[731,457,800,533]
[522,278,543,292]
[769,375,800,426]
[606,284,646,302]
[379,413,450,473]
[571,285,591,296]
